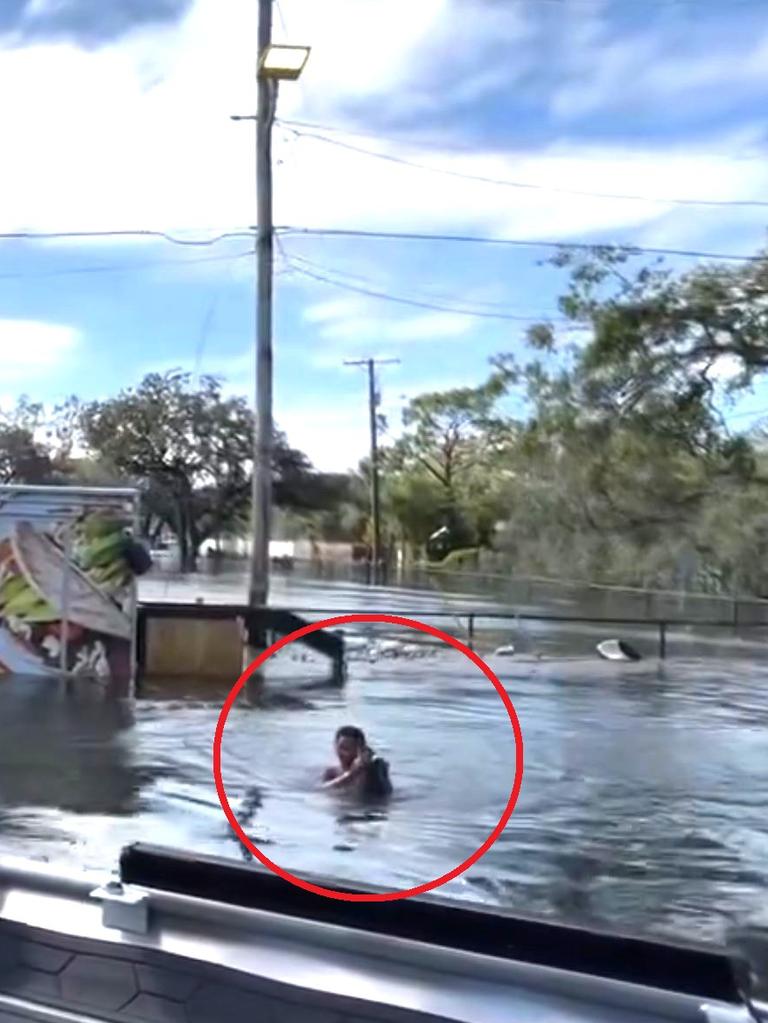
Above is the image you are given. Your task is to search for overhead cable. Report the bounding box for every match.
[0,229,255,246]
[284,258,573,323]
[277,226,761,262]
[283,126,768,210]
[0,249,255,281]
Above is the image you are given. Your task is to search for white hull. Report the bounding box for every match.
[0,849,752,1023]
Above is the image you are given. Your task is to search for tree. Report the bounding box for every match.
[0,398,52,484]
[284,472,368,544]
[382,379,514,558]
[45,396,83,476]
[529,245,768,412]
[486,245,764,588]
[80,370,321,571]
[385,472,446,557]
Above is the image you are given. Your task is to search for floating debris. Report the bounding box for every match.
[596,639,642,662]
[337,631,369,653]
[335,632,435,662]
[377,639,403,657]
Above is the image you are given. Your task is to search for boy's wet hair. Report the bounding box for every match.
[335,725,366,745]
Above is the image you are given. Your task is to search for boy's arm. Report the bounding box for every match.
[321,753,368,789]
[322,770,352,790]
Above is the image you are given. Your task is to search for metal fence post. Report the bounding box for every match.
[468,614,475,651]
[60,526,72,679]
[658,621,667,660]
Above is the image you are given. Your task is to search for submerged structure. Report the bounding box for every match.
[0,486,140,691]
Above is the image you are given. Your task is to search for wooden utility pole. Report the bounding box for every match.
[344,358,400,584]
[231,19,310,666]
[249,0,275,612]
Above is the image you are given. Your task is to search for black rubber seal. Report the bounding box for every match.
[120,842,743,1004]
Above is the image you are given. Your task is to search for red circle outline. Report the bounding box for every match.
[212,613,524,902]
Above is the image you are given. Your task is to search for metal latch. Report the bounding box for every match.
[90,880,150,934]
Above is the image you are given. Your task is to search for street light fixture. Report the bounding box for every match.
[259,43,311,81]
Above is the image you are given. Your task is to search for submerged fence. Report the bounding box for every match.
[142,557,768,633]
[280,607,768,661]
[138,599,768,664]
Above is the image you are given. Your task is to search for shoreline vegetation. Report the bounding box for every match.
[4,244,768,600]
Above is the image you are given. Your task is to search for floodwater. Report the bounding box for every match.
[1,569,768,950]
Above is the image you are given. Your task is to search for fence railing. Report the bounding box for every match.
[143,559,768,627]
[139,599,768,662]
[277,607,768,660]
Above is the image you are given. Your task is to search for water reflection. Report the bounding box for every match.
[0,676,137,815]
[2,622,768,946]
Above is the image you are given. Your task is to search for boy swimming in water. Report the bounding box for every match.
[322,725,392,799]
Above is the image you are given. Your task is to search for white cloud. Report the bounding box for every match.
[316,306,473,344]
[275,0,533,123]
[302,297,367,325]
[293,274,481,360]
[274,0,446,115]
[278,370,485,471]
[385,312,472,341]
[1,0,767,254]
[276,129,768,246]
[0,320,79,373]
[0,0,465,238]
[139,350,256,398]
[277,405,366,471]
[549,9,768,126]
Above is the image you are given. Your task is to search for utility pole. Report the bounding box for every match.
[249,0,275,613]
[232,11,310,619]
[345,358,400,585]
[230,23,312,674]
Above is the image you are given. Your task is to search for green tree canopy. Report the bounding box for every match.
[80,371,324,570]
[0,398,52,484]
[485,245,766,589]
[382,379,515,557]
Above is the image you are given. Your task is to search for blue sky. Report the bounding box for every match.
[2,0,768,469]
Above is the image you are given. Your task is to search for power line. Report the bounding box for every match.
[192,244,266,377]
[273,0,311,114]
[285,250,565,317]
[279,117,765,161]
[0,248,255,281]
[284,258,572,323]
[280,118,491,152]
[284,126,768,209]
[2,224,760,263]
[278,226,762,263]
[274,0,289,35]
[0,229,254,246]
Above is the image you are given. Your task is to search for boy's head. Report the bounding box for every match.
[335,725,366,768]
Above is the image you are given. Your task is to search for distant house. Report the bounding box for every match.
[198,536,357,565]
